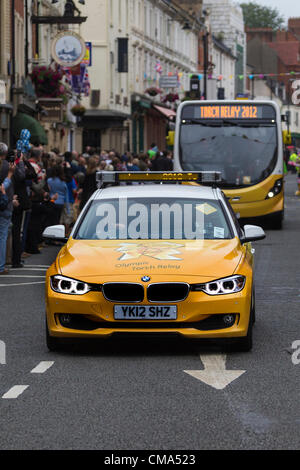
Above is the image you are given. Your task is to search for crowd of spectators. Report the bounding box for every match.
[0,142,173,274]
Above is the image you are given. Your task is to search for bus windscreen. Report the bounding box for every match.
[179,104,278,188]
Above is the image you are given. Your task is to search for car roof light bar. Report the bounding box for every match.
[96,171,222,188]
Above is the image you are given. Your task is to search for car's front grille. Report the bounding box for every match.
[147,283,189,302]
[102,283,144,302]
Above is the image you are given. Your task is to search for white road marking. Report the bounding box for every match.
[0,275,45,278]
[0,340,5,364]
[0,281,45,287]
[10,268,47,271]
[30,361,54,374]
[2,385,29,399]
[22,265,49,268]
[184,354,246,390]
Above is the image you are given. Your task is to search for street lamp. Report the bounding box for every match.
[202,8,210,100]
[203,31,209,99]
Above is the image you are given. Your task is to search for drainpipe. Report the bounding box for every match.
[10,0,16,146]
[25,0,29,77]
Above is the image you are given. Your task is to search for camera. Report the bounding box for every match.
[6,150,15,163]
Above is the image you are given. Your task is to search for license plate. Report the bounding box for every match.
[114,305,177,320]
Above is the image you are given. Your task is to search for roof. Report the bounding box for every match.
[153,105,176,119]
[267,41,300,66]
[93,184,217,201]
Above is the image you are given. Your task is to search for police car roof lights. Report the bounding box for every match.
[96,171,222,188]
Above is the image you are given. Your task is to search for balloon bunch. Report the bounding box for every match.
[16,129,31,156]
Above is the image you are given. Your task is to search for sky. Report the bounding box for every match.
[244,0,300,24]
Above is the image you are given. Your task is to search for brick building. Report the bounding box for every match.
[246,18,300,102]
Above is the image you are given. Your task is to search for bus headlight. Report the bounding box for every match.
[266,178,283,199]
[190,275,246,295]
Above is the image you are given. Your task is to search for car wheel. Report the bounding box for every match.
[46,319,61,351]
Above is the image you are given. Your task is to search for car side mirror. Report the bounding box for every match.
[43,225,68,243]
[241,224,266,243]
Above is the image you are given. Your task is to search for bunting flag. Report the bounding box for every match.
[64,67,72,87]
[155,61,162,74]
[142,70,300,86]
[82,67,91,96]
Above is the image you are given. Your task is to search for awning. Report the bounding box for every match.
[12,112,48,145]
[153,105,176,119]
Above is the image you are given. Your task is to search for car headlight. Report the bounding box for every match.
[50,275,101,295]
[191,275,246,295]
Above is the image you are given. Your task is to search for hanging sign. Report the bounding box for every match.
[51,31,86,67]
[159,75,178,88]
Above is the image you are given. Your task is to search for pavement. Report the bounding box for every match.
[0,173,299,450]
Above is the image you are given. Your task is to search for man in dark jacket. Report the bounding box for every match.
[151,151,173,171]
[11,152,36,267]
[25,148,47,254]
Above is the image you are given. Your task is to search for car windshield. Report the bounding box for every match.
[75,197,233,240]
[179,123,277,188]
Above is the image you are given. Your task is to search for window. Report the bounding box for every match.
[75,197,233,241]
[117,38,128,73]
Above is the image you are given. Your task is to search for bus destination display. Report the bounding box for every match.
[181,103,277,121]
[196,105,262,119]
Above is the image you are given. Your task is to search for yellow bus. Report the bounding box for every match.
[174,100,284,229]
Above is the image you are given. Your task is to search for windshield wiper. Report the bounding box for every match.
[183,119,241,127]
[221,120,241,126]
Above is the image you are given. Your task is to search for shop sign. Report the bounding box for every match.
[38,98,63,123]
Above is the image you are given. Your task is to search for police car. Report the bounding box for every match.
[44,171,265,351]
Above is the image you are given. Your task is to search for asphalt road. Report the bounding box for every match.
[0,174,299,451]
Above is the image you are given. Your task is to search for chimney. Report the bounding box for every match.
[288,18,300,37]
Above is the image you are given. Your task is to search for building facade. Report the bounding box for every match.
[203,0,246,97]
[80,0,200,154]
[0,0,13,143]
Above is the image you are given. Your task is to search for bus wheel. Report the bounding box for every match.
[270,211,283,230]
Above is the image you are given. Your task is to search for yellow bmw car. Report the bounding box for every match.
[44,171,265,352]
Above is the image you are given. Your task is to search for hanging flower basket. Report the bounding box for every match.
[31,65,64,98]
[71,104,86,116]
[162,93,179,103]
[145,87,162,97]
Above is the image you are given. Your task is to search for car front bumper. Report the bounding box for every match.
[45,272,252,340]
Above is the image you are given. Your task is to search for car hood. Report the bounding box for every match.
[58,238,243,282]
